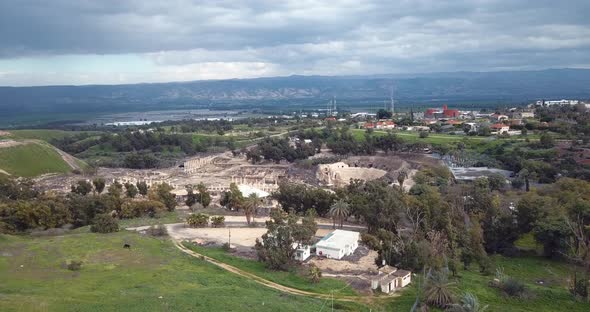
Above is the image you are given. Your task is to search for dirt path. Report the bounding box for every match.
[172,239,389,303]
[50,145,82,171]
[0,139,25,149]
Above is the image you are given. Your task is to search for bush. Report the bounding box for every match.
[146,224,168,236]
[501,277,526,297]
[211,216,225,228]
[120,200,167,218]
[222,242,231,251]
[419,131,429,138]
[187,213,209,227]
[66,260,83,271]
[90,214,119,233]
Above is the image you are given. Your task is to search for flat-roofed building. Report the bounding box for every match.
[315,230,359,260]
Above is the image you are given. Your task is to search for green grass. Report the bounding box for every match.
[184,243,358,296]
[388,255,589,312]
[0,143,71,177]
[7,129,101,142]
[118,211,184,228]
[515,232,540,251]
[0,232,371,311]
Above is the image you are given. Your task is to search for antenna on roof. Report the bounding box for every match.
[390,86,395,115]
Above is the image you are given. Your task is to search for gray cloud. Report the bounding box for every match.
[1,0,590,85]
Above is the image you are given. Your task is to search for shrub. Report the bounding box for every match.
[120,200,166,218]
[211,216,225,228]
[187,213,209,227]
[419,131,429,138]
[66,260,83,271]
[569,273,589,301]
[146,224,168,236]
[501,277,526,297]
[90,214,119,233]
[308,265,322,283]
[222,242,231,251]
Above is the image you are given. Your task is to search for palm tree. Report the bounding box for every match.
[447,292,488,312]
[329,200,350,229]
[424,270,456,308]
[243,193,260,225]
[308,265,322,283]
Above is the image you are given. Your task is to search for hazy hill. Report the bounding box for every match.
[1,68,590,125]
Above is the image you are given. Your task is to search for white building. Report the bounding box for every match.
[238,184,270,198]
[371,265,412,294]
[315,230,359,259]
[293,244,311,261]
[537,99,580,106]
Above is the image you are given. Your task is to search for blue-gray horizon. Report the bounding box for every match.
[1,0,589,86]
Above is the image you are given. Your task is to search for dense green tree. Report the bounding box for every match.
[136,181,149,196]
[92,178,106,194]
[534,216,570,258]
[124,183,138,198]
[196,183,211,208]
[148,183,176,211]
[71,180,93,196]
[90,213,119,233]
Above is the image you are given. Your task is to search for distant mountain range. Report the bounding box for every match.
[1,68,590,125]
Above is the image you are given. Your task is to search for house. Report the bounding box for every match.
[490,114,509,122]
[315,230,359,259]
[371,265,412,294]
[375,120,396,129]
[293,244,311,261]
[442,105,460,118]
[490,123,510,134]
[511,111,535,119]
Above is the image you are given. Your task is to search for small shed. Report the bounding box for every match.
[315,230,359,260]
[293,244,311,261]
[371,266,412,294]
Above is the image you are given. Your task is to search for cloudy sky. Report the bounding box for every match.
[1,0,589,86]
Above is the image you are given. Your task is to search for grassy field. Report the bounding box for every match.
[7,129,101,142]
[0,232,371,312]
[387,255,589,312]
[118,211,185,228]
[184,243,358,296]
[0,143,71,177]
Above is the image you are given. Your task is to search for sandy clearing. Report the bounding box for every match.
[309,249,379,273]
[0,139,25,149]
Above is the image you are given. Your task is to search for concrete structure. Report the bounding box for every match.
[237,184,270,198]
[293,244,311,261]
[183,156,215,173]
[317,162,387,187]
[371,265,412,294]
[450,166,512,182]
[315,230,359,259]
[537,99,579,106]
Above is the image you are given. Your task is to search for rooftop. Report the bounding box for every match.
[450,166,512,181]
[316,229,359,249]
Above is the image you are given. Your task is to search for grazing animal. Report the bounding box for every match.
[123,243,131,249]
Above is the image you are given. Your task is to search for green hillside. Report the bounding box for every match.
[0,143,72,177]
[7,129,101,142]
[0,232,368,311]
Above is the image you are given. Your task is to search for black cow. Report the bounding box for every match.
[123,243,131,249]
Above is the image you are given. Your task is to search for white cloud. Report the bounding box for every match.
[0,0,590,85]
